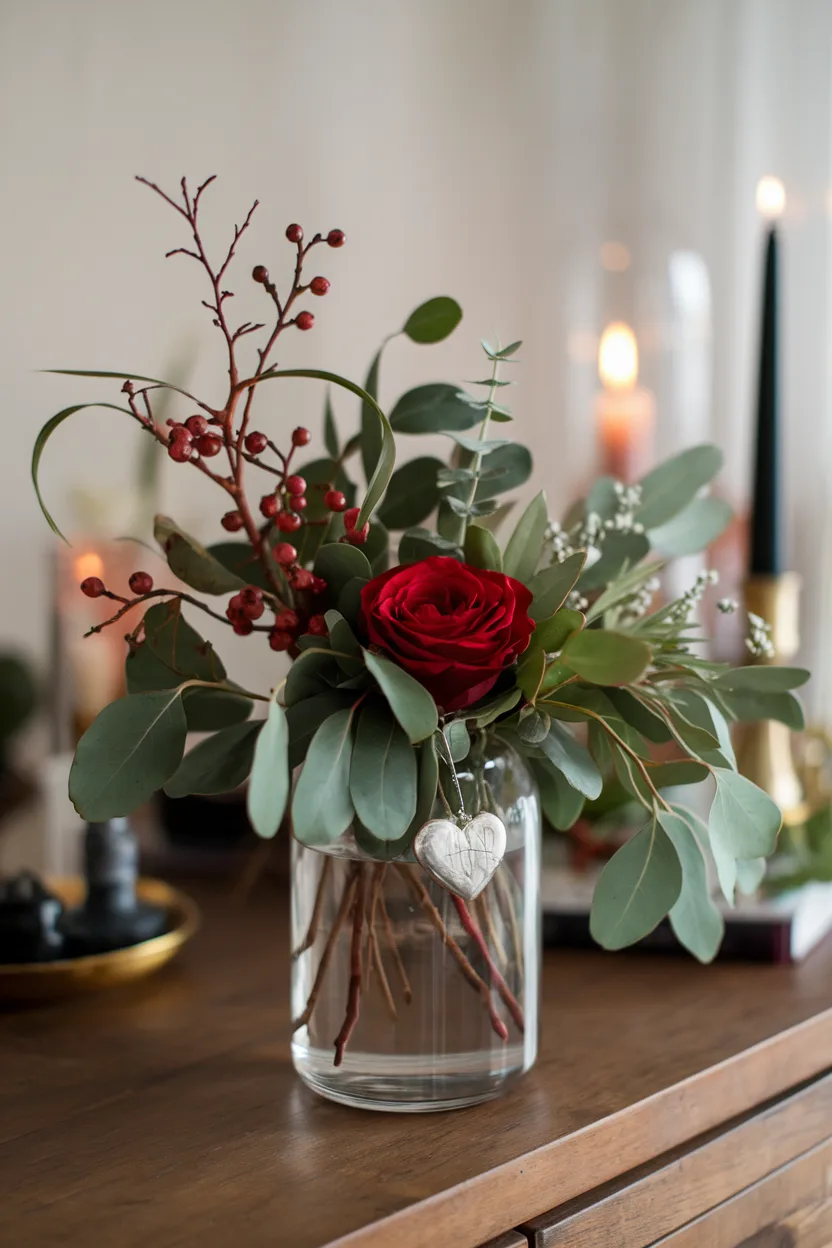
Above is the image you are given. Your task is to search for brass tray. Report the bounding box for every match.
[0,878,199,1002]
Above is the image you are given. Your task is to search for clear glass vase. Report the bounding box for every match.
[290,735,540,1112]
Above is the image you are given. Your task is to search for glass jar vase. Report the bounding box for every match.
[290,735,540,1112]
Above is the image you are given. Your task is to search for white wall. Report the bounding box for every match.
[2,0,831,710]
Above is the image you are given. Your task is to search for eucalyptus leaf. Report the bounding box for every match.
[710,768,782,860]
[659,810,724,963]
[350,703,418,838]
[291,708,357,846]
[143,601,226,683]
[246,695,290,838]
[314,543,372,599]
[324,610,364,677]
[528,608,585,656]
[585,476,619,522]
[389,384,479,434]
[636,444,724,529]
[503,491,548,583]
[207,542,273,593]
[154,516,245,595]
[337,577,368,630]
[528,552,586,621]
[605,689,672,744]
[589,819,682,950]
[465,687,521,728]
[164,720,262,798]
[474,443,533,501]
[377,457,443,530]
[403,296,462,344]
[286,689,356,768]
[736,857,767,895]
[443,719,470,762]
[398,527,461,564]
[448,433,511,454]
[69,690,188,820]
[353,820,415,861]
[719,689,805,731]
[516,647,546,702]
[464,524,503,571]
[715,666,810,693]
[579,531,650,592]
[562,629,652,686]
[125,639,251,731]
[532,758,585,830]
[364,651,438,743]
[538,721,603,799]
[517,707,551,744]
[647,496,732,557]
[644,760,710,787]
[284,647,340,707]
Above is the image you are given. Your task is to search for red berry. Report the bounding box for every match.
[260,494,280,518]
[241,598,264,622]
[286,474,306,496]
[311,576,328,595]
[221,511,244,532]
[286,223,303,243]
[324,489,347,512]
[244,431,268,455]
[274,542,298,566]
[327,229,346,248]
[291,568,315,591]
[252,265,269,283]
[310,276,330,296]
[196,433,223,458]
[232,617,254,636]
[295,311,315,332]
[346,523,370,545]
[278,511,302,533]
[292,426,311,447]
[307,614,328,636]
[80,576,105,598]
[129,571,153,595]
[185,414,209,437]
[343,507,360,531]
[269,629,293,651]
[289,495,307,512]
[168,435,193,463]
[274,608,300,631]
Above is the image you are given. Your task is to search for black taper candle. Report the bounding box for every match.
[749,226,782,575]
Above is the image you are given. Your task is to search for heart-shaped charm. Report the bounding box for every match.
[413,812,507,901]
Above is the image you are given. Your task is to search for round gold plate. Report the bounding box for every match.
[0,878,200,1002]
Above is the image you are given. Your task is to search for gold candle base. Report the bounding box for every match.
[736,573,809,826]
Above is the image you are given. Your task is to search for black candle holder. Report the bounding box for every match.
[0,871,66,963]
[60,818,168,956]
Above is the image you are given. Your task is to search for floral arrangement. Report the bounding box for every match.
[33,177,809,1058]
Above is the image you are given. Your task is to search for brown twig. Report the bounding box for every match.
[292,856,332,959]
[476,892,508,970]
[292,866,358,1032]
[334,868,366,1065]
[494,870,524,977]
[452,896,525,1034]
[380,887,412,1005]
[84,588,273,638]
[230,839,273,905]
[365,865,397,1019]
[396,866,508,1042]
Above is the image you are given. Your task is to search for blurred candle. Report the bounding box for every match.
[595,321,656,482]
[749,176,786,576]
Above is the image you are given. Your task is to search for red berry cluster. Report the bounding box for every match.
[226,586,265,636]
[167,414,222,462]
[129,571,154,595]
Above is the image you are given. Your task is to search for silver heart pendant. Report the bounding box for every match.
[413,812,507,901]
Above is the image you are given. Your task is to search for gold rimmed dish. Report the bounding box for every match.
[0,877,199,1002]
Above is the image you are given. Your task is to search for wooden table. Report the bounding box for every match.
[2,878,832,1248]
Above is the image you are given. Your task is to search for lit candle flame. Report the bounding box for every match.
[756,176,786,221]
[74,552,104,582]
[598,322,638,390]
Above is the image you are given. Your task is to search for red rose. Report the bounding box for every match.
[359,555,535,713]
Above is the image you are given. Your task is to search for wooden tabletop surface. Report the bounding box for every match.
[3,877,832,1248]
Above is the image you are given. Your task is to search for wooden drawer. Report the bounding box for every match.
[520,1072,832,1247]
[652,1136,832,1246]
